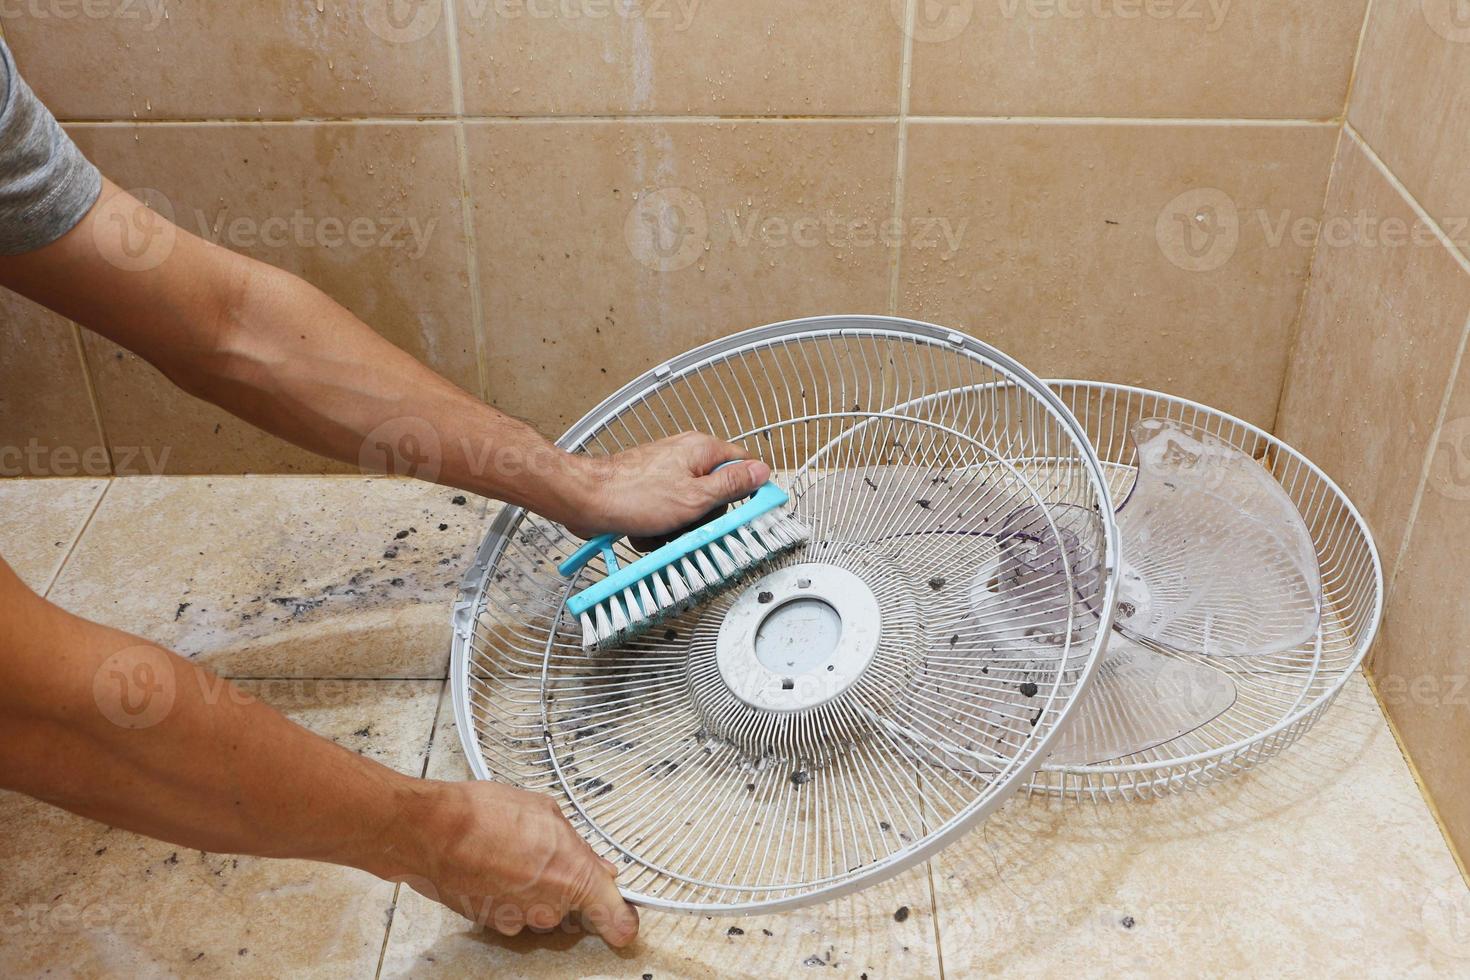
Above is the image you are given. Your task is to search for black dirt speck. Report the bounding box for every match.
[762,928,773,937]
[894,906,910,923]
[915,499,932,510]
[803,955,826,967]
[863,477,878,491]
[790,770,809,786]
[949,634,959,646]
[451,495,467,505]
[727,926,744,937]
[928,576,946,591]
[437,523,448,531]
[394,529,410,540]
[1121,915,1136,929]
[879,821,892,831]
[758,591,775,604]
[382,548,398,559]
[174,602,190,621]
[1020,682,1039,698]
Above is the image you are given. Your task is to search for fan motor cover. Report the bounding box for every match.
[450,315,1121,914]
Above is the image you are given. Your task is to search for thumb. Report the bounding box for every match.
[700,459,771,505]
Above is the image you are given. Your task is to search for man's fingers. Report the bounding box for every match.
[574,867,640,947]
[699,459,771,505]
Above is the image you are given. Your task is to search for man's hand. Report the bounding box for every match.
[567,431,772,539]
[399,781,638,946]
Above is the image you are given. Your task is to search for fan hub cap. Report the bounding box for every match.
[715,563,881,713]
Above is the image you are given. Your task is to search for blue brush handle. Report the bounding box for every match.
[558,534,622,577]
[557,464,789,618]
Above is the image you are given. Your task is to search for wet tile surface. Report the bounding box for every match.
[1277,134,1470,569]
[0,477,107,593]
[0,678,442,979]
[897,120,1338,429]
[378,685,944,978]
[932,674,1470,976]
[1,1,454,119]
[47,477,495,677]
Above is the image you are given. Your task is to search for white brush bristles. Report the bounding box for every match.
[578,515,813,651]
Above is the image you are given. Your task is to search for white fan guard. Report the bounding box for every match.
[450,316,1121,914]
[1028,383,1383,800]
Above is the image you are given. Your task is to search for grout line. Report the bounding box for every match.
[57,114,1344,128]
[41,478,111,599]
[886,0,917,316]
[1340,0,1378,127]
[905,115,1340,128]
[1346,124,1470,274]
[440,0,492,403]
[374,678,449,980]
[1268,125,1348,436]
[1363,669,1470,884]
[68,321,116,475]
[924,859,948,980]
[1388,308,1470,598]
[1270,0,1379,438]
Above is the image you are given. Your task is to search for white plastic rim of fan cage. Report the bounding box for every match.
[715,562,881,713]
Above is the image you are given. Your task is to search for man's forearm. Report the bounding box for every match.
[187,257,597,521]
[0,180,597,525]
[0,560,432,879]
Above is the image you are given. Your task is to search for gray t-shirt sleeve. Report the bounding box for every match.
[0,38,102,255]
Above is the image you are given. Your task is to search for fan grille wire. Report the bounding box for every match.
[1020,382,1381,800]
[450,318,1118,913]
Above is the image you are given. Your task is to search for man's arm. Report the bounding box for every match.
[0,557,639,944]
[0,179,769,537]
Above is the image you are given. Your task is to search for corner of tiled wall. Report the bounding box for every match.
[1275,0,1470,871]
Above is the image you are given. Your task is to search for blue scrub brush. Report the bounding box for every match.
[558,476,811,651]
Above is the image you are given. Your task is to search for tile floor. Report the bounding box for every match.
[1,476,1467,978]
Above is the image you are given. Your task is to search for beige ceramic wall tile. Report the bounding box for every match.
[379,685,943,977]
[47,477,494,678]
[1277,134,1470,569]
[468,120,898,436]
[0,291,107,477]
[1348,0,1470,258]
[1376,363,1470,864]
[897,121,1337,429]
[65,121,479,474]
[0,1,454,119]
[906,0,1369,119]
[0,478,107,592]
[0,678,441,978]
[454,0,903,116]
[934,674,1470,975]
